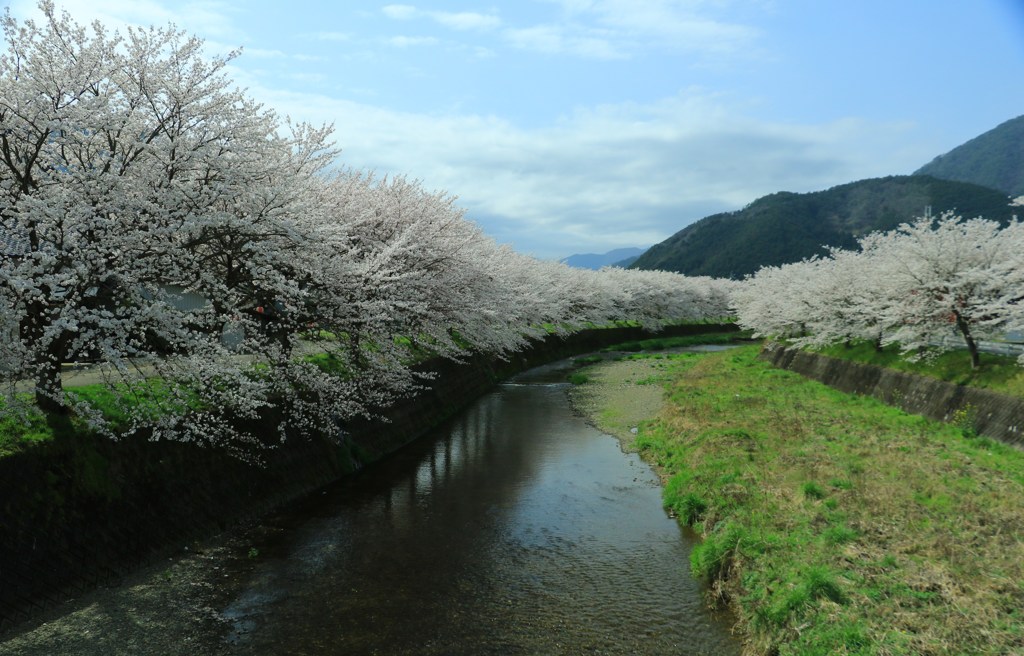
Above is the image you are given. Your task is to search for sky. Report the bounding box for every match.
[6,1,1024,260]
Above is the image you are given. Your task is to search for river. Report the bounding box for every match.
[215,358,740,655]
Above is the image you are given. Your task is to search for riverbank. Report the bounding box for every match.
[0,340,742,656]
[0,537,243,655]
[569,345,1024,655]
[761,343,1024,447]
[0,324,738,644]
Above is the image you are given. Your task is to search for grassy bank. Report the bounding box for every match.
[0,380,204,458]
[600,330,751,353]
[592,345,1024,655]
[0,323,741,459]
[812,341,1024,399]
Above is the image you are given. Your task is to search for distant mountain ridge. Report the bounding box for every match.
[560,247,646,270]
[629,175,1014,279]
[915,114,1024,197]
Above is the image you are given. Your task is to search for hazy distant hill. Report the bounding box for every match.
[630,175,1014,279]
[611,254,642,268]
[915,114,1024,197]
[560,247,646,270]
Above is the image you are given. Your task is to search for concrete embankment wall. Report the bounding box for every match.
[759,343,1024,447]
[0,323,736,633]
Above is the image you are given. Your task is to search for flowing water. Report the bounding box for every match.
[218,359,740,655]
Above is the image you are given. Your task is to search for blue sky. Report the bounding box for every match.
[7,1,1024,259]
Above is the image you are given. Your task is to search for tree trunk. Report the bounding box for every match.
[22,300,69,414]
[953,311,981,370]
[34,355,67,414]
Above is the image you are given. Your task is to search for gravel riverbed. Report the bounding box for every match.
[568,355,673,453]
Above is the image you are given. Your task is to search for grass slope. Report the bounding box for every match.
[813,341,1024,399]
[636,345,1024,655]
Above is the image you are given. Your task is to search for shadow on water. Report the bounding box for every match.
[218,357,740,655]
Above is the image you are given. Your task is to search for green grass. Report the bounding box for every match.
[815,340,1024,398]
[304,351,351,375]
[0,376,209,457]
[66,379,202,430]
[0,398,54,457]
[602,330,752,353]
[636,345,1024,655]
[0,324,736,458]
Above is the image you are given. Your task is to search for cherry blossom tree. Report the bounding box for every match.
[592,267,732,328]
[861,213,1022,368]
[296,172,532,355]
[0,2,332,431]
[732,258,824,339]
[271,171,523,435]
[774,248,888,350]
[974,218,1024,366]
[735,208,1024,370]
[0,3,740,451]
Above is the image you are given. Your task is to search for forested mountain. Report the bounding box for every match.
[560,247,646,269]
[915,114,1024,196]
[630,175,1014,279]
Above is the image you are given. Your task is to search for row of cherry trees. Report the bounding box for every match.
[0,4,735,449]
[733,205,1024,369]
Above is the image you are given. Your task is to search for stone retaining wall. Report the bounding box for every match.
[759,343,1024,447]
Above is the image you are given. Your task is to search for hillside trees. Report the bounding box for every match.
[915,114,1024,197]
[630,176,1016,279]
[734,210,1024,368]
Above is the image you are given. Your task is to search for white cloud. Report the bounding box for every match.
[288,71,328,84]
[385,35,440,48]
[472,46,497,59]
[314,31,352,42]
[432,11,501,31]
[381,4,500,32]
[244,47,288,58]
[3,0,940,260]
[503,25,625,60]
[244,47,322,62]
[516,0,763,61]
[10,0,244,41]
[381,4,417,20]
[242,83,933,258]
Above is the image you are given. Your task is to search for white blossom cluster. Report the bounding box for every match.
[0,3,734,451]
[733,209,1024,369]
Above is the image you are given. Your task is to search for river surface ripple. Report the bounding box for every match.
[219,359,740,655]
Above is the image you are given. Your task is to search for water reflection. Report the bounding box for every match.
[219,359,739,655]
